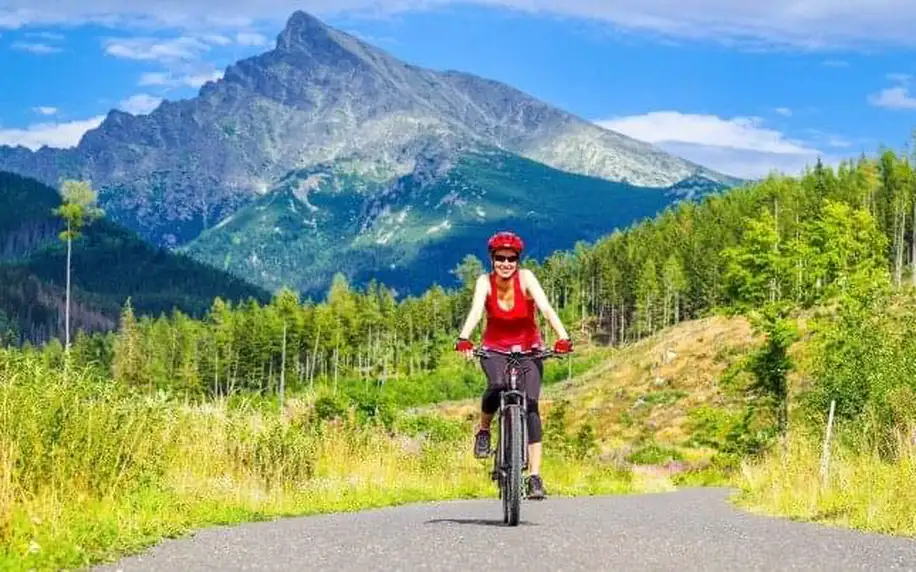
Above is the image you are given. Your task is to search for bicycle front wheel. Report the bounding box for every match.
[505,404,524,526]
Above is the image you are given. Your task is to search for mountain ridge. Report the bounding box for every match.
[180,146,697,296]
[0,10,745,299]
[0,9,739,251]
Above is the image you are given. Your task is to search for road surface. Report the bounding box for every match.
[96,488,916,571]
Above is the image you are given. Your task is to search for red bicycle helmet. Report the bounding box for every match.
[487,231,524,255]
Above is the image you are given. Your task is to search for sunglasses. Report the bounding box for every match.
[492,254,519,263]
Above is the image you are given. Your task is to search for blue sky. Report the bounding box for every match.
[1,1,915,179]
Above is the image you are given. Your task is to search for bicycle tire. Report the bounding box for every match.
[506,404,524,526]
[500,416,508,523]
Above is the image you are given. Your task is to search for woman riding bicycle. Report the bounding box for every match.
[455,230,573,500]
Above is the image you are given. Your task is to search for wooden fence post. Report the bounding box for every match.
[819,399,836,487]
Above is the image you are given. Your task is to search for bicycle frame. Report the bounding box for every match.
[473,345,555,490]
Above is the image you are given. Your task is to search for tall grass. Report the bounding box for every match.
[734,428,916,536]
[0,349,633,571]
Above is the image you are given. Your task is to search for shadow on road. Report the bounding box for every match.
[425,518,540,527]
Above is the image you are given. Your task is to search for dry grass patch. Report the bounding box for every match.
[422,315,763,480]
[543,315,758,460]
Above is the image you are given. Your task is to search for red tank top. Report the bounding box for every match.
[481,271,543,352]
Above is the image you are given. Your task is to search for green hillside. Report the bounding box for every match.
[0,171,270,344]
[183,149,721,297]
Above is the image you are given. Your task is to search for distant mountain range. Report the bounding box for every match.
[0,10,743,298]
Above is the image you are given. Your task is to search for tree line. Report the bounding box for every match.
[12,147,916,404]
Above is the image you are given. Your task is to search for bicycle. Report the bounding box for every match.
[473,345,563,526]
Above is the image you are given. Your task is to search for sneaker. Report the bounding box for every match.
[474,429,490,458]
[526,474,546,500]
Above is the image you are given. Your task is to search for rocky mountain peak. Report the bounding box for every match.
[275,10,334,53]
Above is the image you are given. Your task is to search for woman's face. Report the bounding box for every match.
[491,248,519,279]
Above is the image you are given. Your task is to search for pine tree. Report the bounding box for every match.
[111,298,141,387]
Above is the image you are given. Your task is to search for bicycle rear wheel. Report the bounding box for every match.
[505,404,524,526]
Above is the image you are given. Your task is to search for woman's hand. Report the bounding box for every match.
[553,338,573,354]
[455,338,475,361]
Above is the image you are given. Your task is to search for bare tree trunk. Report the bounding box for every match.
[619,307,626,346]
[267,357,273,396]
[333,345,339,394]
[229,347,238,396]
[309,323,321,392]
[795,212,802,302]
[897,208,906,287]
[65,220,71,352]
[612,303,618,345]
[663,285,670,328]
[580,272,586,321]
[591,273,597,319]
[279,322,287,408]
[770,196,779,303]
[911,195,916,287]
[645,295,652,336]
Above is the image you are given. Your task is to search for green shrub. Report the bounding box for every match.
[627,442,684,465]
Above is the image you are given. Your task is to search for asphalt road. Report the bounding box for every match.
[96,488,916,571]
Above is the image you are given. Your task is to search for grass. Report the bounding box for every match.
[0,349,640,571]
[734,429,916,537]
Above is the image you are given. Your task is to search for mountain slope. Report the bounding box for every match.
[182,148,687,296]
[0,171,269,344]
[0,10,739,252]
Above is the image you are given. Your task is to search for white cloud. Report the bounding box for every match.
[774,107,792,117]
[2,1,916,49]
[119,93,162,114]
[598,111,831,179]
[25,31,64,40]
[868,74,916,110]
[235,31,267,46]
[103,36,208,62]
[0,9,31,29]
[32,106,58,115]
[0,116,105,149]
[869,86,916,110]
[201,33,232,45]
[11,41,60,53]
[138,71,171,85]
[600,111,814,154]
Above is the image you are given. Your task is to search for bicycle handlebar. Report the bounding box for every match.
[471,346,568,360]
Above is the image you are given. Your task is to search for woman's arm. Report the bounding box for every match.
[522,269,570,340]
[458,274,490,340]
